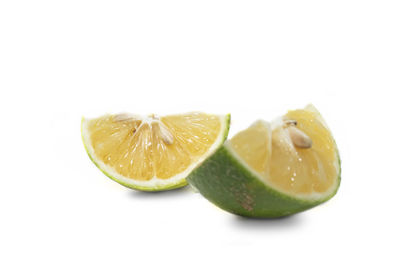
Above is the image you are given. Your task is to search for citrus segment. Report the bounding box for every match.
[187,105,340,217]
[269,108,338,195]
[161,113,222,157]
[230,120,271,178]
[230,105,339,198]
[82,112,230,191]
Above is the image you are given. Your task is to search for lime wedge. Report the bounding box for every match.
[82,112,230,191]
[187,105,340,217]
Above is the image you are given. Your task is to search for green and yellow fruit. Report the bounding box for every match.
[186,105,340,217]
[82,112,230,191]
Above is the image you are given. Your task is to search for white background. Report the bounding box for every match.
[1,0,399,266]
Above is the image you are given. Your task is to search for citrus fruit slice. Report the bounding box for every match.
[186,105,340,217]
[82,112,230,191]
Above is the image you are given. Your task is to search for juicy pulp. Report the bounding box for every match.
[230,106,339,197]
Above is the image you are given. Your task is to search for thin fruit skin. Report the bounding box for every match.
[186,145,341,218]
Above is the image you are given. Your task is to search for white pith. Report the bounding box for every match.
[226,105,340,202]
[82,113,229,190]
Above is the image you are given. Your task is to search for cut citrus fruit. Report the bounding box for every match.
[82,112,230,191]
[186,105,340,217]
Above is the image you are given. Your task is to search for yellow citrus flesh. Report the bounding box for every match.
[230,106,338,196]
[229,120,271,179]
[86,113,222,181]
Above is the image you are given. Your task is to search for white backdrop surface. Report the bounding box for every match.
[1,1,399,266]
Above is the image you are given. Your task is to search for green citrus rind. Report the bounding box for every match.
[81,114,231,192]
[186,144,341,218]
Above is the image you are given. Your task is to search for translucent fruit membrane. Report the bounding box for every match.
[87,113,221,181]
[230,107,338,196]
